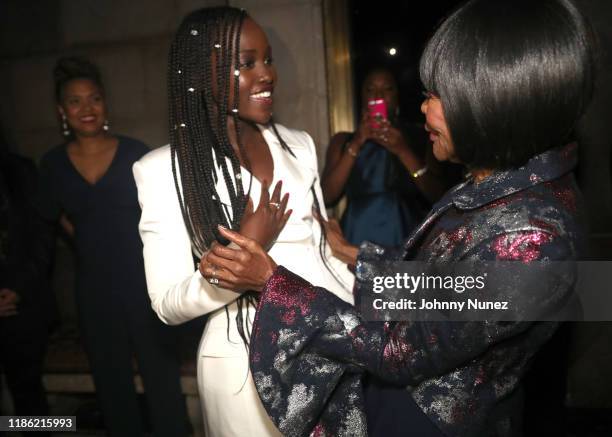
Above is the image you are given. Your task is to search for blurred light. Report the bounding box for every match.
[389,47,397,56]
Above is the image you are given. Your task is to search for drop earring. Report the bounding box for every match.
[103,119,109,132]
[61,114,70,137]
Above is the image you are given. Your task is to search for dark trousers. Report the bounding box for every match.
[365,376,444,437]
[0,307,49,437]
[523,323,571,436]
[77,288,189,437]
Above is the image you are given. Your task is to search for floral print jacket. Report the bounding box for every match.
[249,144,585,437]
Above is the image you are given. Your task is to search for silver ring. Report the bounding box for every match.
[211,266,217,277]
[209,277,219,285]
[269,202,281,209]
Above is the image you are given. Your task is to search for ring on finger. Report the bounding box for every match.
[209,277,219,285]
[211,265,217,277]
[269,202,281,209]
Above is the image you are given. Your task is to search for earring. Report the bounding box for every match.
[61,114,70,137]
[103,119,109,131]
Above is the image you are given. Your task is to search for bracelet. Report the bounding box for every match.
[411,166,428,179]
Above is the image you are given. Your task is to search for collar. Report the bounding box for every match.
[434,143,578,212]
[399,143,577,256]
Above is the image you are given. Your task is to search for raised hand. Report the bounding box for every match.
[370,118,409,156]
[238,179,292,251]
[347,112,374,157]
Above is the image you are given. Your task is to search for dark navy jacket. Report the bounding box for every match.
[249,143,585,437]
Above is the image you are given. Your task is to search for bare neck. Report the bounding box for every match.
[71,132,114,155]
[226,118,264,150]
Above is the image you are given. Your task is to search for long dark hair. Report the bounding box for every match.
[168,7,340,347]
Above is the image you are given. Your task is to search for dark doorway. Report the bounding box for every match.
[349,0,462,122]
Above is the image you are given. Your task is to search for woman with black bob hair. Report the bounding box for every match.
[199,0,594,435]
[420,0,594,171]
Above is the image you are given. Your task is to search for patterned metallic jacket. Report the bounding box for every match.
[249,143,585,437]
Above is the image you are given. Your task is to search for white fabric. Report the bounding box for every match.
[133,124,354,436]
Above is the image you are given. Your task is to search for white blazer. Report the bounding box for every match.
[133,124,354,358]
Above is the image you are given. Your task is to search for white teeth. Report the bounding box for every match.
[251,91,271,99]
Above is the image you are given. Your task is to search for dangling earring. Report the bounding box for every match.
[103,119,109,132]
[61,114,70,137]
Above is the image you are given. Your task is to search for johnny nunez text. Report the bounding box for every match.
[372,298,509,311]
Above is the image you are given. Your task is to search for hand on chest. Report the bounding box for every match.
[216,137,317,222]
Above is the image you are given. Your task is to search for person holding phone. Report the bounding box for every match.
[321,68,458,248]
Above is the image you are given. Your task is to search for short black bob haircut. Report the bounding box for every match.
[53,56,104,103]
[420,0,595,170]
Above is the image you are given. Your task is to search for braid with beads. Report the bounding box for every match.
[169,7,247,253]
[168,7,342,349]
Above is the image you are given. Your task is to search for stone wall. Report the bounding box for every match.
[1,0,331,166]
[0,0,226,161]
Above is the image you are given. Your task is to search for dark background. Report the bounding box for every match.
[350,0,463,122]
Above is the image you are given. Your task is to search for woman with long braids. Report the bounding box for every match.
[132,7,354,436]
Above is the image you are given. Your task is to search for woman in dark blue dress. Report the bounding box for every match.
[37,57,188,437]
[322,68,456,247]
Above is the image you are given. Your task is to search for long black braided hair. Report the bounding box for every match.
[168,7,341,348]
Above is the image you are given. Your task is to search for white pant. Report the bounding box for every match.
[197,306,282,437]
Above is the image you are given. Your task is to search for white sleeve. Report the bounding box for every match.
[133,156,238,325]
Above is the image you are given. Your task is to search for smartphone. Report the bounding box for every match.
[368,99,387,129]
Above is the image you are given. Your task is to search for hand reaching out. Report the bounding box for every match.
[313,210,359,267]
[199,226,277,292]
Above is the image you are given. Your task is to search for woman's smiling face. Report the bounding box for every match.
[234,17,277,125]
[58,78,107,137]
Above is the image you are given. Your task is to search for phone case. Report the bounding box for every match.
[368,99,388,129]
